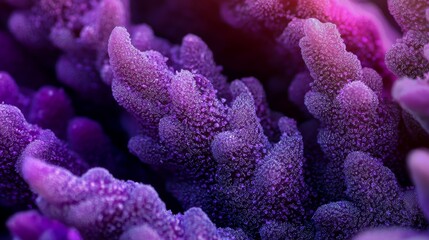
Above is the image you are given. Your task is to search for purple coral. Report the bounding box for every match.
[0,72,74,138]
[1,0,429,239]
[0,103,88,206]
[16,156,246,240]
[354,149,429,240]
[7,0,129,101]
[108,26,310,237]
[393,78,429,134]
[313,151,424,239]
[221,0,394,87]
[0,76,122,207]
[7,210,83,240]
[385,0,429,78]
[300,18,401,199]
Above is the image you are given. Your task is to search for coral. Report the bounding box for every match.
[7,0,129,100]
[393,77,429,134]
[221,0,393,86]
[0,103,88,206]
[354,149,429,240]
[312,152,424,239]
[0,71,74,138]
[0,88,122,207]
[13,157,247,240]
[385,0,429,78]
[0,32,46,87]
[7,210,83,240]
[300,18,401,200]
[109,26,310,237]
[1,0,429,240]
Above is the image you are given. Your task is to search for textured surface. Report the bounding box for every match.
[1,0,429,239]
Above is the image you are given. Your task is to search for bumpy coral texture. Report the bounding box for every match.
[0,74,123,207]
[109,26,311,237]
[2,0,429,240]
[221,0,393,86]
[20,157,247,240]
[354,149,429,240]
[300,18,401,199]
[391,10,429,136]
[0,103,88,206]
[386,0,429,78]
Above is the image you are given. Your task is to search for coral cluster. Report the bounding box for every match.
[1,0,429,239]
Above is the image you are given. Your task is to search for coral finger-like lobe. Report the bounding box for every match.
[172,34,231,101]
[109,27,173,136]
[386,30,429,79]
[312,151,423,239]
[386,0,429,78]
[0,72,74,138]
[352,149,429,240]
[109,26,309,237]
[354,228,428,240]
[0,104,42,206]
[66,117,125,171]
[22,157,177,239]
[301,18,401,200]
[20,157,245,240]
[2,0,429,239]
[0,103,88,206]
[221,0,393,87]
[388,0,429,32]
[409,149,429,219]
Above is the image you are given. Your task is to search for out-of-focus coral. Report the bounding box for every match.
[0,32,47,88]
[66,117,124,168]
[354,228,429,240]
[0,71,74,138]
[5,0,129,101]
[7,210,83,240]
[393,77,429,134]
[12,157,247,240]
[0,79,124,207]
[0,71,124,168]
